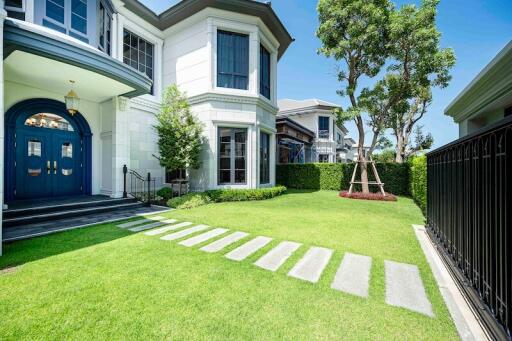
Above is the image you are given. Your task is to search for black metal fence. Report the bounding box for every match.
[426,116,512,338]
[123,165,156,206]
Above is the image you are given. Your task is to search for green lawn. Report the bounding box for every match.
[0,190,458,340]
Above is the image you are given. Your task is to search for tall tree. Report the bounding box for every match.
[155,85,203,173]
[386,0,455,162]
[317,0,392,192]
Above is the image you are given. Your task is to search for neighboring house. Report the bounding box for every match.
[337,135,356,163]
[275,117,315,164]
[445,41,512,136]
[426,41,512,337]
[277,99,352,163]
[0,0,292,253]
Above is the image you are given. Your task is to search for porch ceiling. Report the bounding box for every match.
[5,51,135,103]
[3,19,152,100]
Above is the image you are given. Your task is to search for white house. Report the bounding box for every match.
[277,99,352,163]
[0,0,292,253]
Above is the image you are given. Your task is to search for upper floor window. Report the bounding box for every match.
[5,0,25,20]
[43,0,88,43]
[318,116,330,139]
[98,1,112,55]
[260,45,271,99]
[337,132,342,143]
[123,30,154,81]
[217,30,249,90]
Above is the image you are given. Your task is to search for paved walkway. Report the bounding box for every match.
[117,217,434,317]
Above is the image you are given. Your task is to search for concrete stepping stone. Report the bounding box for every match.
[200,231,249,253]
[117,216,166,228]
[288,247,333,283]
[179,228,229,247]
[385,260,434,317]
[160,225,210,241]
[225,236,273,261]
[331,253,372,298]
[254,241,301,272]
[144,222,192,236]
[128,219,176,232]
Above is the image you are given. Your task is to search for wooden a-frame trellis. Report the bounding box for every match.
[348,151,386,196]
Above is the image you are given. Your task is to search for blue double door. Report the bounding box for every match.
[15,127,82,199]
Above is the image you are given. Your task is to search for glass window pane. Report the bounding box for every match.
[71,0,86,18]
[71,15,87,34]
[62,169,73,176]
[6,0,23,8]
[235,170,246,183]
[25,113,74,131]
[235,143,245,157]
[235,157,245,170]
[219,157,230,170]
[219,170,230,184]
[62,142,73,158]
[28,140,41,157]
[46,0,64,23]
[217,31,249,90]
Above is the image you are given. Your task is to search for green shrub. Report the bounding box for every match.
[206,186,287,202]
[167,192,211,209]
[167,186,287,209]
[409,155,427,213]
[276,163,410,195]
[157,187,173,201]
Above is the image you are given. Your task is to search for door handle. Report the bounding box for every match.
[47,161,51,175]
[54,161,57,175]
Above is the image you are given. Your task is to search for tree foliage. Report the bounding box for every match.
[155,85,203,172]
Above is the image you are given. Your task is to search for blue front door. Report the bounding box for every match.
[15,119,83,199]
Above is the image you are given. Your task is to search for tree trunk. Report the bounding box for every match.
[356,117,369,193]
[395,131,405,163]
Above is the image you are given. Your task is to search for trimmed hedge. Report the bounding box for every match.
[167,186,287,209]
[276,163,410,196]
[409,155,427,213]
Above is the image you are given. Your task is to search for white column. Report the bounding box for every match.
[0,4,7,255]
[111,97,130,198]
[270,132,276,186]
[249,31,259,95]
[271,52,278,105]
[206,18,214,91]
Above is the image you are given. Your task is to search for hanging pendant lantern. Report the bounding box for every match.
[65,80,80,116]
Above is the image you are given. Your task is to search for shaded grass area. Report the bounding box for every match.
[0,190,457,340]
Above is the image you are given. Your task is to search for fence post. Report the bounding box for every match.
[146,172,151,207]
[122,165,127,198]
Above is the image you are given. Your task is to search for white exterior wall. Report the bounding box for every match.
[160,9,280,190]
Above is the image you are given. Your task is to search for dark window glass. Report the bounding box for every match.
[217,30,249,90]
[505,106,512,117]
[218,128,247,184]
[6,0,23,8]
[166,169,186,183]
[319,154,329,163]
[70,0,87,34]
[123,30,154,84]
[318,116,330,139]
[260,45,271,99]
[260,132,270,184]
[98,2,112,54]
[46,0,65,23]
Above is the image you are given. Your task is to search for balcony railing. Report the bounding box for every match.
[318,130,329,139]
[426,115,512,338]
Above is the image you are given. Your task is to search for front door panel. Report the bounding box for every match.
[53,134,82,196]
[16,131,53,199]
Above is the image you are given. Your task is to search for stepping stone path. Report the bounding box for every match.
[128,219,176,232]
[116,217,434,317]
[255,241,301,272]
[225,236,273,261]
[145,222,193,236]
[288,247,333,283]
[331,253,372,298]
[200,231,249,253]
[179,228,228,247]
[160,225,209,241]
[385,260,434,317]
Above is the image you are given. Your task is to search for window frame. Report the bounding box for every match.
[122,29,155,85]
[5,0,25,12]
[259,44,271,100]
[216,30,250,91]
[318,116,330,139]
[42,0,89,43]
[217,127,247,185]
[259,131,270,184]
[97,0,113,55]
[319,154,330,163]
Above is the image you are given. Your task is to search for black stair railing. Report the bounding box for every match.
[122,165,156,206]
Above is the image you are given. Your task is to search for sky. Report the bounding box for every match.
[141,0,512,149]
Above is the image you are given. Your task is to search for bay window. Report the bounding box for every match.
[260,132,270,184]
[318,116,330,139]
[43,0,89,43]
[260,45,271,99]
[217,30,249,90]
[218,128,247,185]
[98,1,112,55]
